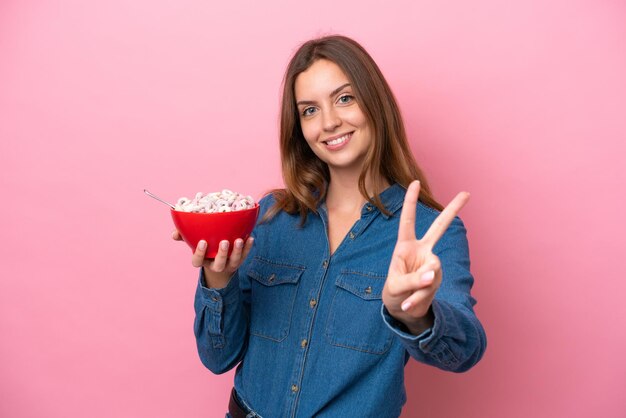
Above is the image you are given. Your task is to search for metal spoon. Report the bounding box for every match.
[144,189,176,210]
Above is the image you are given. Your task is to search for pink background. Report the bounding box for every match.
[1,0,625,417]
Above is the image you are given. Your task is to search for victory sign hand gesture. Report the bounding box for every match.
[382,180,470,335]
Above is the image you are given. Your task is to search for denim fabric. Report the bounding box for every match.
[194,183,486,418]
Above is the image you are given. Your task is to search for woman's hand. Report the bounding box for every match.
[382,180,469,335]
[172,231,254,289]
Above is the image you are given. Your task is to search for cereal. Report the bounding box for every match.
[175,190,255,213]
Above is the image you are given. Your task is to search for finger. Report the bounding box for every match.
[191,240,208,268]
[387,260,439,296]
[400,265,441,312]
[210,240,230,272]
[172,230,183,241]
[240,236,255,261]
[400,287,437,314]
[225,239,245,270]
[421,191,470,248]
[397,180,420,242]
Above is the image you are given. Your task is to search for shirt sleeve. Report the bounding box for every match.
[193,268,250,374]
[380,216,487,373]
[192,197,274,375]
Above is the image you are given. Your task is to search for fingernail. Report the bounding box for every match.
[220,241,229,250]
[401,301,412,312]
[421,270,435,282]
[235,240,243,249]
[198,240,207,250]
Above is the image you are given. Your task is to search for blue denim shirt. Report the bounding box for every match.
[194,183,486,417]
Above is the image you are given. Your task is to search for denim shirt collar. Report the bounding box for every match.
[364,182,406,219]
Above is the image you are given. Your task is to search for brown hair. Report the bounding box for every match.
[265,35,442,223]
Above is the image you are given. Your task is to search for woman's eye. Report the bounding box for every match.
[338,94,354,104]
[302,107,316,116]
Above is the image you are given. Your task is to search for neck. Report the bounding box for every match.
[325,168,388,211]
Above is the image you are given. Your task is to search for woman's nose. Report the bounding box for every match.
[322,108,341,132]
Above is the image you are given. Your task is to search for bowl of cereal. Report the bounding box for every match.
[170,190,259,258]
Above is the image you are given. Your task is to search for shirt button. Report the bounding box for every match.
[349,232,355,239]
[322,260,328,268]
[268,273,276,283]
[211,296,219,302]
[301,339,308,348]
[366,205,373,211]
[291,384,299,393]
[365,286,372,294]
[309,299,317,308]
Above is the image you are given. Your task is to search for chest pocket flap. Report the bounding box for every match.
[335,271,386,300]
[248,257,304,286]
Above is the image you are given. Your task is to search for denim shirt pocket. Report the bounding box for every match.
[248,257,305,342]
[325,271,394,354]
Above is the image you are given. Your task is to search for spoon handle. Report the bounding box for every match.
[144,189,176,209]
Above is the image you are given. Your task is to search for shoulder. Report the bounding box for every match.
[416,201,465,227]
[415,201,468,246]
[257,192,277,215]
[255,191,302,227]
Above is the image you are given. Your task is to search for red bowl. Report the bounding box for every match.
[171,204,259,259]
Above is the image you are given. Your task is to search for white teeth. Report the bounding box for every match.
[326,134,349,146]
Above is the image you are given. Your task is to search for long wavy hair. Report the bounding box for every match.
[265,35,442,223]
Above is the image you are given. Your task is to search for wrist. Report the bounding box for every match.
[202,267,233,289]
[405,306,435,336]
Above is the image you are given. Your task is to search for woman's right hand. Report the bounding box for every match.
[172,230,254,289]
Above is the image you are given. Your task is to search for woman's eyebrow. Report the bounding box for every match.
[330,83,351,97]
[296,83,352,106]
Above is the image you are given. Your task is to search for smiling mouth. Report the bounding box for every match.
[323,132,352,146]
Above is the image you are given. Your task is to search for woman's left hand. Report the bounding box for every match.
[382,180,470,335]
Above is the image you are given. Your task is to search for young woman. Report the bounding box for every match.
[174,35,486,418]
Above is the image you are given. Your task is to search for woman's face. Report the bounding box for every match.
[294,59,372,176]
